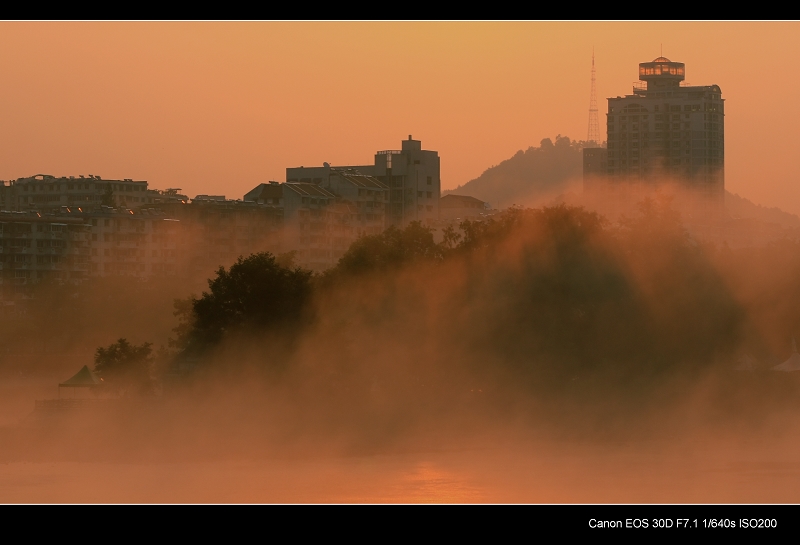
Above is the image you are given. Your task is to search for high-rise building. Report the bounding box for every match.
[585,56,725,210]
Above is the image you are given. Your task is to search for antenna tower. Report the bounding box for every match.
[587,49,600,147]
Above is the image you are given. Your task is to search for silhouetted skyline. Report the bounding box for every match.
[0,22,799,213]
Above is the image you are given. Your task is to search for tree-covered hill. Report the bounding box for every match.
[725,191,800,230]
[445,135,592,209]
[448,135,800,230]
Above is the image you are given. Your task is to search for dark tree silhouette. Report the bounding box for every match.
[94,338,154,394]
[331,221,444,277]
[180,252,313,353]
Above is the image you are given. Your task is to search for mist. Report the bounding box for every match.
[2,187,800,503]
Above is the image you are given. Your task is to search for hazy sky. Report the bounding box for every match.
[1,22,798,213]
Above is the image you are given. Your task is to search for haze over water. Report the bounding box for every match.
[3,22,800,504]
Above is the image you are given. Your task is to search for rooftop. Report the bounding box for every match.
[333,170,389,190]
[283,182,336,198]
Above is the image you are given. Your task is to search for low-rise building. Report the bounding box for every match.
[439,194,490,220]
[282,182,339,270]
[85,207,182,279]
[154,198,283,277]
[286,135,440,228]
[245,174,388,270]
[0,211,91,303]
[0,174,154,211]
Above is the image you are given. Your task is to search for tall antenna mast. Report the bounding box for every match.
[587,48,600,147]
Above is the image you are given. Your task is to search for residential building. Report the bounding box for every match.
[0,212,91,303]
[251,171,389,270]
[585,56,725,214]
[286,135,440,227]
[154,198,284,278]
[439,194,490,220]
[281,182,340,270]
[0,174,154,211]
[85,207,182,279]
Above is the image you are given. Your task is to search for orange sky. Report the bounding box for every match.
[1,22,798,213]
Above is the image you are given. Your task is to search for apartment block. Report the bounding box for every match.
[584,56,725,216]
[286,135,440,228]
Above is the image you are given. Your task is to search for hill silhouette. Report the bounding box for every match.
[725,191,800,230]
[445,135,593,209]
[448,135,800,230]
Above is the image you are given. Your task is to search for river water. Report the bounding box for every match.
[2,436,799,503]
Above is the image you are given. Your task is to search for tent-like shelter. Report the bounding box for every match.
[58,365,101,398]
[773,338,800,372]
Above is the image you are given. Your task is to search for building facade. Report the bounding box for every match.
[585,57,725,211]
[439,194,490,220]
[286,135,440,228]
[153,199,284,278]
[0,175,157,211]
[245,175,388,270]
[0,212,91,303]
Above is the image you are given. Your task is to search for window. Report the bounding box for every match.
[417,191,423,198]
[427,176,432,185]
[426,192,432,198]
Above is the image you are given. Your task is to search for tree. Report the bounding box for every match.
[332,221,444,276]
[94,338,154,394]
[185,252,313,352]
